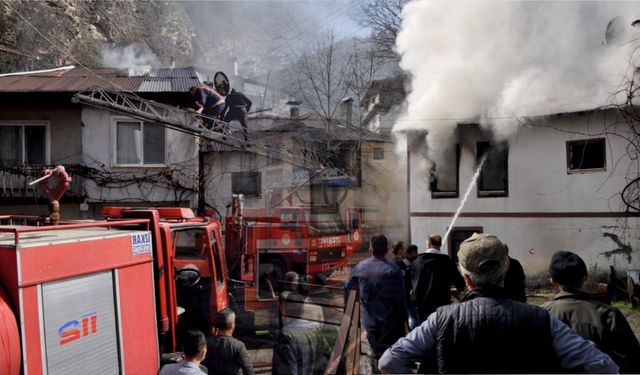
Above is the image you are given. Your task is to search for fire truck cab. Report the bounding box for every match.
[224,195,363,309]
[0,206,228,375]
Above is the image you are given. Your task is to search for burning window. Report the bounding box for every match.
[566,138,606,173]
[114,120,166,166]
[232,171,261,197]
[431,145,460,199]
[477,142,508,197]
[0,123,47,165]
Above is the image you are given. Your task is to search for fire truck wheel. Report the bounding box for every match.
[267,258,287,288]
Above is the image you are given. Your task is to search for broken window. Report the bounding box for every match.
[431,145,460,198]
[566,138,606,173]
[0,123,47,165]
[115,120,166,166]
[477,142,508,197]
[373,147,384,160]
[232,171,261,197]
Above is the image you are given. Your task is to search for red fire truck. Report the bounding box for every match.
[224,194,363,310]
[0,205,229,375]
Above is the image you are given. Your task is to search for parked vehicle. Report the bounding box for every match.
[0,204,228,375]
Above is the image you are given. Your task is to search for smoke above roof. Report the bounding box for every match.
[100,44,159,76]
[394,1,640,165]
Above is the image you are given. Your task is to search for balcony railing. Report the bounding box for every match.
[0,167,84,200]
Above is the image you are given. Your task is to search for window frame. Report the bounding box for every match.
[476,141,509,198]
[232,171,262,197]
[0,121,50,165]
[566,138,606,174]
[111,117,167,167]
[372,147,385,160]
[431,144,460,199]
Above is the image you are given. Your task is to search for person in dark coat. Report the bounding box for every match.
[404,244,419,329]
[223,89,252,141]
[411,234,465,323]
[503,245,527,302]
[202,308,254,375]
[543,251,640,373]
[344,234,407,359]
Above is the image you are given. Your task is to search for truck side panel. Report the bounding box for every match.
[117,263,159,373]
[18,235,150,287]
[21,285,43,374]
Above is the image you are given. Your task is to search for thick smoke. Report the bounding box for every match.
[100,44,159,76]
[394,1,640,181]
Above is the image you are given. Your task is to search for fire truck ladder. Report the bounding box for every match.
[71,90,308,167]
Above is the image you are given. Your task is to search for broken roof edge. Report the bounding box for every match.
[0,65,75,78]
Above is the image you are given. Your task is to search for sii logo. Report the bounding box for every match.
[58,312,98,345]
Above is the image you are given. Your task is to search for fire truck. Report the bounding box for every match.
[224,194,363,310]
[0,169,229,374]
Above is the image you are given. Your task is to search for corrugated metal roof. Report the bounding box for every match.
[138,79,172,92]
[0,66,200,93]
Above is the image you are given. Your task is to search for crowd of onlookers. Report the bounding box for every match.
[160,231,640,374]
[347,232,640,374]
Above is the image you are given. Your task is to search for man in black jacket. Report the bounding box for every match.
[224,89,252,141]
[411,234,465,323]
[203,308,254,375]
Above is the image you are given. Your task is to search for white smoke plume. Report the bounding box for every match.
[100,44,159,76]
[394,1,640,180]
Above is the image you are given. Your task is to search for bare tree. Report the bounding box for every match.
[287,30,354,149]
[353,0,409,60]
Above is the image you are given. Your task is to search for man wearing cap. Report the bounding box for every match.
[543,250,640,373]
[345,234,407,359]
[379,233,619,374]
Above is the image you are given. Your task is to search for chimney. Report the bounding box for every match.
[340,97,354,127]
[287,100,302,118]
[233,58,239,76]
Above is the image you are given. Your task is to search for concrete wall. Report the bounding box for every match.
[81,107,199,207]
[348,141,408,244]
[0,105,82,164]
[206,137,409,245]
[409,110,640,278]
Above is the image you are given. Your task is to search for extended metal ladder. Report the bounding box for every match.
[71,90,309,167]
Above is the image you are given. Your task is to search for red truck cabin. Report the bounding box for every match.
[0,222,158,375]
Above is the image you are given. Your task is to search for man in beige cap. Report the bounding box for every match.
[379,233,618,374]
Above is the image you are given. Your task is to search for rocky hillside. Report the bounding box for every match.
[0,0,196,73]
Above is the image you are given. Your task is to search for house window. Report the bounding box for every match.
[232,171,261,197]
[0,123,47,165]
[477,142,508,197]
[114,120,165,166]
[566,138,606,173]
[267,144,282,166]
[431,145,460,198]
[448,227,483,262]
[373,147,384,160]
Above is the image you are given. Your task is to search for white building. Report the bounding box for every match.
[408,109,640,278]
